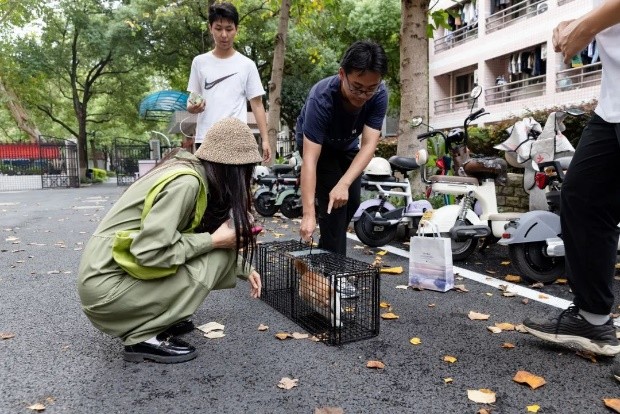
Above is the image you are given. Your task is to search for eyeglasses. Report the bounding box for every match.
[344,74,380,97]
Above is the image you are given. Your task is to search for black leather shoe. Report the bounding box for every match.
[162,319,195,336]
[123,336,197,364]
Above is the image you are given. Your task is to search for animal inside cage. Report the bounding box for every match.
[255,239,380,345]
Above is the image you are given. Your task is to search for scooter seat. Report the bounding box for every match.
[462,156,508,185]
[388,156,422,173]
[362,173,397,182]
[429,175,479,185]
[272,164,294,174]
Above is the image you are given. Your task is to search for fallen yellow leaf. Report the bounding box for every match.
[485,293,493,297]
[380,266,403,274]
[444,377,453,384]
[502,342,516,349]
[196,321,225,333]
[454,284,469,292]
[467,389,496,404]
[555,278,568,285]
[526,405,541,413]
[0,332,16,340]
[291,332,309,339]
[275,332,292,340]
[513,370,546,389]
[377,250,387,256]
[468,311,490,320]
[604,398,620,413]
[428,303,436,308]
[27,403,46,412]
[381,312,399,320]
[487,326,502,334]
[379,301,391,308]
[500,261,511,265]
[515,324,528,333]
[495,322,515,331]
[409,337,421,345]
[257,324,269,331]
[203,331,225,339]
[575,350,597,363]
[443,355,457,363]
[505,274,522,283]
[538,294,549,299]
[366,360,385,369]
[277,377,298,390]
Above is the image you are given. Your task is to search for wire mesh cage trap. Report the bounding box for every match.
[255,239,380,345]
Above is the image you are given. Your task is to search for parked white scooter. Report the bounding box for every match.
[498,108,620,283]
[414,86,523,261]
[352,154,433,247]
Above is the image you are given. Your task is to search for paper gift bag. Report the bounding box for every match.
[409,223,454,292]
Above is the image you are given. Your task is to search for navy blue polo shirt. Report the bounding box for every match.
[295,75,388,153]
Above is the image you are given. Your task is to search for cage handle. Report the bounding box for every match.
[298,237,314,254]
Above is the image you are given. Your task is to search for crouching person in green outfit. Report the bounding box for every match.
[77,117,262,364]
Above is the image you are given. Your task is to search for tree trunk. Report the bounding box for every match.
[0,78,42,143]
[398,0,430,194]
[266,0,291,165]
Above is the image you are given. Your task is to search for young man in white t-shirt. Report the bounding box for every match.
[186,2,271,163]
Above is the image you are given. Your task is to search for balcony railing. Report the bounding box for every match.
[556,62,602,92]
[486,0,548,33]
[485,74,546,105]
[434,24,479,53]
[434,91,479,115]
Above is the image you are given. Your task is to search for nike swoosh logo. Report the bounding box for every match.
[204,73,237,90]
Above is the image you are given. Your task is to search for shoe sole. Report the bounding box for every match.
[123,351,198,364]
[524,326,620,356]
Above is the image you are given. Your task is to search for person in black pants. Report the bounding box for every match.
[521,0,620,380]
[296,40,388,255]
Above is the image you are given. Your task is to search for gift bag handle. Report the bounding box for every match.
[416,219,441,238]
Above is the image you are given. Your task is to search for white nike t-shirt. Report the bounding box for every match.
[187,51,265,143]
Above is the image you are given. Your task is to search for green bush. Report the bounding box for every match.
[92,168,107,180]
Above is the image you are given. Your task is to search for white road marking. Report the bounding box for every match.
[347,233,620,327]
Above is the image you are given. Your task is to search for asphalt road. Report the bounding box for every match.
[1,180,619,414]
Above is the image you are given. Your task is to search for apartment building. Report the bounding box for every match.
[429,0,600,129]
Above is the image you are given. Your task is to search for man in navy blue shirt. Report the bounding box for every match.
[296,41,388,255]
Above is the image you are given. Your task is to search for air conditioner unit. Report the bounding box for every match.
[537,2,548,14]
[149,139,161,160]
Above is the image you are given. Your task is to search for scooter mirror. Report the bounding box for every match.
[565,107,585,116]
[410,116,423,127]
[415,149,429,165]
[470,85,483,99]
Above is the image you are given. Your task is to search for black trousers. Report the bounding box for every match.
[315,148,361,256]
[561,113,620,314]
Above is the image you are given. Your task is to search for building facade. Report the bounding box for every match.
[429,0,600,129]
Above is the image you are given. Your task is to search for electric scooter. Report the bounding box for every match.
[496,108,594,283]
[414,86,523,261]
[253,164,297,217]
[351,153,433,247]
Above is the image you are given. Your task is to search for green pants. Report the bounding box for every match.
[80,249,238,345]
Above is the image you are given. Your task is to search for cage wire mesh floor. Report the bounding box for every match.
[255,239,380,345]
